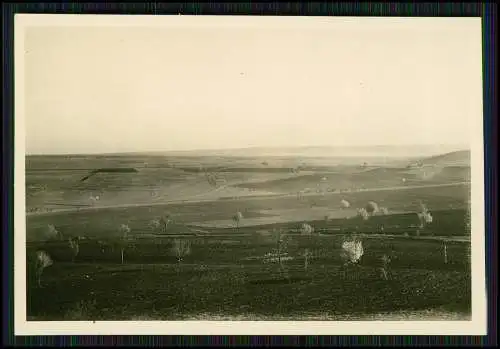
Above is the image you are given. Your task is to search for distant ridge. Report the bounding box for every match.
[420,150,471,167]
[153,144,468,158]
[26,144,468,158]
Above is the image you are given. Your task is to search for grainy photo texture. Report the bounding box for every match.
[15,15,486,335]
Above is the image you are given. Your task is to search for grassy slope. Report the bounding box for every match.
[26,152,470,213]
[419,150,471,167]
[26,183,469,241]
[24,152,472,320]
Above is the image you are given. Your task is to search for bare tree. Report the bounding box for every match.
[274,229,290,278]
[443,242,448,264]
[119,224,131,264]
[262,228,291,279]
[417,203,433,229]
[34,250,53,287]
[68,237,80,262]
[232,211,243,230]
[171,239,191,268]
[378,253,392,280]
[303,248,312,272]
[159,215,171,233]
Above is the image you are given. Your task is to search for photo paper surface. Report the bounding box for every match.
[15,14,486,335]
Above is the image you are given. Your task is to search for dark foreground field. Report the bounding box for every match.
[26,233,470,321]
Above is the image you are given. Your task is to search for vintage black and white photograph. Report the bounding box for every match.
[15,15,486,335]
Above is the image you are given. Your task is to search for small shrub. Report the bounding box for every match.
[63,300,98,321]
[68,238,80,262]
[171,239,192,265]
[34,250,53,287]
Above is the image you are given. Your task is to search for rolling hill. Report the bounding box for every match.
[419,150,471,167]
[134,144,468,159]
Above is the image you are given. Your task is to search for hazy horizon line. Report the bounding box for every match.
[25,143,470,157]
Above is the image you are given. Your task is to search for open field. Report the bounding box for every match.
[26,151,470,213]
[27,234,470,321]
[25,150,472,320]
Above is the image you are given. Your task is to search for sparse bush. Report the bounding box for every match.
[357,208,369,221]
[171,239,191,266]
[417,203,433,229]
[232,211,243,230]
[268,229,291,279]
[417,212,433,226]
[256,230,274,244]
[45,224,63,241]
[160,215,171,233]
[300,223,314,235]
[303,248,312,272]
[97,239,112,253]
[34,250,53,287]
[378,207,390,215]
[365,201,379,216]
[119,224,131,264]
[378,253,392,280]
[120,224,131,238]
[68,237,80,262]
[149,219,161,231]
[64,299,97,320]
[340,199,351,209]
[89,194,100,205]
[443,242,448,264]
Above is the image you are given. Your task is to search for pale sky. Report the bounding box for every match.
[21,16,482,154]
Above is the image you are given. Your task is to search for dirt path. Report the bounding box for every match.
[26,181,469,217]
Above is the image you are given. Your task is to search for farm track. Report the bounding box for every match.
[26,181,469,217]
